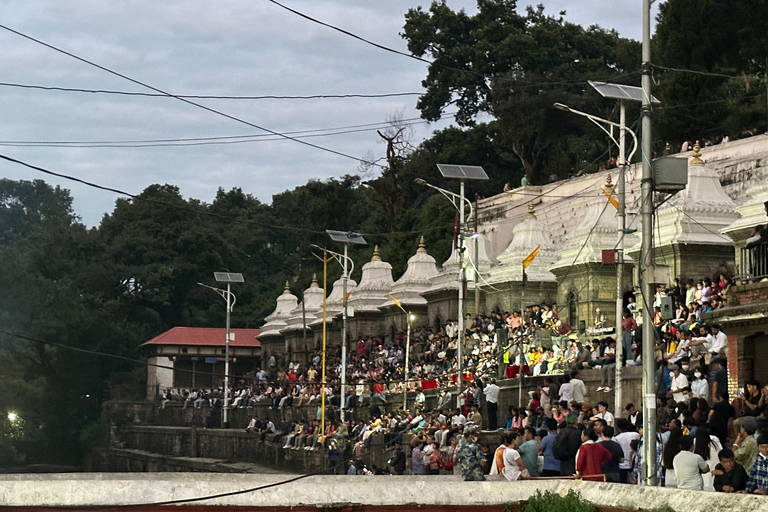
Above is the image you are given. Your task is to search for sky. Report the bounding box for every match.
[0,0,659,227]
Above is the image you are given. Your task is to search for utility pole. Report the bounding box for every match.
[474,194,480,316]
[615,101,627,414]
[641,0,658,486]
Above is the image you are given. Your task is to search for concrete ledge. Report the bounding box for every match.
[0,474,766,511]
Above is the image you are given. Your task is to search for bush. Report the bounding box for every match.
[514,490,596,512]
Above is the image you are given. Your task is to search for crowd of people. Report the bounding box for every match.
[153,267,768,494]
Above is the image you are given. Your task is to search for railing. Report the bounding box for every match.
[737,244,768,282]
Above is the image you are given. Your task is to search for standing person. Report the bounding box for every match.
[599,426,625,483]
[613,419,641,483]
[712,448,748,493]
[575,428,612,480]
[390,443,407,475]
[328,440,341,474]
[518,426,540,477]
[540,418,561,477]
[673,435,710,491]
[570,371,586,404]
[411,440,426,475]
[484,379,500,430]
[456,423,485,481]
[552,413,582,476]
[663,428,684,488]
[621,309,637,364]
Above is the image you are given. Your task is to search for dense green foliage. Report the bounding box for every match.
[0,0,766,467]
[514,490,595,512]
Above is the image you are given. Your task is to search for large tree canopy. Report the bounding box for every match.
[402,0,640,182]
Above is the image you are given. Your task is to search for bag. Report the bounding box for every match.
[436,451,445,469]
[552,432,568,461]
[445,458,453,471]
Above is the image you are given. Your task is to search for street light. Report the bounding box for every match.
[388,294,415,411]
[553,99,639,415]
[416,164,488,407]
[7,412,17,422]
[325,230,367,423]
[198,271,243,427]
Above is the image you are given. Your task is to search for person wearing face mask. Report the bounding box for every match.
[691,367,708,400]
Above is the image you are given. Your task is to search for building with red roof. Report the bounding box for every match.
[141,327,260,397]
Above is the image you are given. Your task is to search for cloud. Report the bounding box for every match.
[0,0,650,226]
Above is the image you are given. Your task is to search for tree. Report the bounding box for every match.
[653,0,768,142]
[402,0,640,183]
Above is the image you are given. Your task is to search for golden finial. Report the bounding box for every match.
[283,281,291,293]
[691,140,704,165]
[417,235,427,253]
[527,203,536,219]
[372,245,381,261]
[311,273,318,286]
[603,174,614,194]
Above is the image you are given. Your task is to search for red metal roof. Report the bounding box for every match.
[140,326,261,348]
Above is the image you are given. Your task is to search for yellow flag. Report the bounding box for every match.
[522,245,540,269]
[387,294,402,308]
[603,188,619,210]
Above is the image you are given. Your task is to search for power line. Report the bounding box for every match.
[0,81,422,100]
[0,111,458,148]
[0,23,382,169]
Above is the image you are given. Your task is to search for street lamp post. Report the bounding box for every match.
[416,164,487,407]
[199,272,244,428]
[389,294,415,411]
[324,230,366,423]
[553,100,639,414]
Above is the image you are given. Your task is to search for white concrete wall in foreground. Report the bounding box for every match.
[0,474,767,511]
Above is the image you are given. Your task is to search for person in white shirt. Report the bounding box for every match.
[570,371,586,403]
[494,430,527,481]
[559,375,574,404]
[668,364,689,403]
[451,409,466,426]
[708,325,728,356]
[590,401,614,426]
[673,435,709,490]
[690,367,709,400]
[613,418,641,483]
[484,379,501,430]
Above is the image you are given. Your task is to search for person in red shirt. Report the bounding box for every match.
[576,427,612,480]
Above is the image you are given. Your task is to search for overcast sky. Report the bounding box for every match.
[0,0,658,226]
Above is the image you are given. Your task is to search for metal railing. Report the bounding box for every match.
[737,244,768,282]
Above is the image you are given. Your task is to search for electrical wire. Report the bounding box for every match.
[0,118,439,149]
[651,64,748,80]
[0,23,383,169]
[0,81,422,100]
[0,112,457,146]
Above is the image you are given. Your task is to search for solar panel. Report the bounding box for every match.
[214,272,245,283]
[326,229,368,245]
[436,163,489,180]
[588,81,660,104]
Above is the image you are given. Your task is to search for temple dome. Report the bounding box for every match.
[487,204,558,283]
[383,237,439,307]
[260,281,298,337]
[348,246,394,312]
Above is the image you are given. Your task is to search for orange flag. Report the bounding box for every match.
[522,245,540,269]
[603,188,619,209]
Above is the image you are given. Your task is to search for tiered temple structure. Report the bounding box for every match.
[279,275,324,364]
[550,176,637,329]
[380,237,439,334]
[258,282,298,367]
[346,246,394,339]
[258,135,768,366]
[483,204,558,314]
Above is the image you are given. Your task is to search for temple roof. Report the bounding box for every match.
[383,237,439,307]
[648,143,738,248]
[348,246,394,312]
[551,175,638,271]
[260,281,298,337]
[281,274,325,332]
[486,204,558,283]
